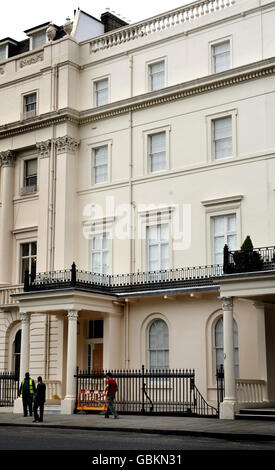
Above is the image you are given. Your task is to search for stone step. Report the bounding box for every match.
[236,413,275,421]
[44,405,61,414]
[239,408,275,416]
[236,408,275,421]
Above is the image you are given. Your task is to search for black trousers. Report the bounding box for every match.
[34,400,44,422]
[22,395,33,416]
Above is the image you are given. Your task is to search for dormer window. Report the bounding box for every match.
[0,46,7,62]
[24,23,49,51]
[32,31,46,50]
[0,39,17,61]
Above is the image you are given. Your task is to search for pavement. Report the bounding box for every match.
[1,410,275,441]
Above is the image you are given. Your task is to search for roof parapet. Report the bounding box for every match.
[90,0,236,53]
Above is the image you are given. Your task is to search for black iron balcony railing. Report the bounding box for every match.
[22,245,275,295]
[24,262,224,294]
[223,245,275,275]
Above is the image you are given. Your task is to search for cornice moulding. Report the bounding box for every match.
[0,58,275,139]
[201,195,244,207]
[12,226,38,235]
[0,108,79,138]
[79,58,275,124]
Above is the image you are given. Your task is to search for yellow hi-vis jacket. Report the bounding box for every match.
[19,378,35,395]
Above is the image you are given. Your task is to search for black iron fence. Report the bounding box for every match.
[0,372,19,407]
[75,366,219,417]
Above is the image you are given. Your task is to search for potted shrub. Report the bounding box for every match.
[233,236,263,273]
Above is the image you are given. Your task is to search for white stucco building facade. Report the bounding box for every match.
[1,0,275,419]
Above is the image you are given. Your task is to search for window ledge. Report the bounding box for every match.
[20,185,38,196]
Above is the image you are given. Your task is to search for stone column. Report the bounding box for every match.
[220,297,237,420]
[0,150,16,284]
[254,302,268,402]
[19,312,31,382]
[13,312,30,414]
[61,309,78,414]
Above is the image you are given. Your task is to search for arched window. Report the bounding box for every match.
[148,319,169,370]
[214,317,239,377]
[13,329,21,377]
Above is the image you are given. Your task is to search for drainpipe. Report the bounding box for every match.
[128,55,135,273]
[129,110,135,273]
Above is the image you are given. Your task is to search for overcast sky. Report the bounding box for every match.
[1,0,192,40]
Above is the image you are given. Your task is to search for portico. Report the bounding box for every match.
[12,289,124,414]
[217,272,275,419]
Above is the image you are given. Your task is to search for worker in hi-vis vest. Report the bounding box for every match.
[19,372,36,417]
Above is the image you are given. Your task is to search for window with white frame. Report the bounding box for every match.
[149,60,165,91]
[93,146,108,184]
[212,214,237,265]
[213,116,232,160]
[148,132,166,173]
[148,319,169,370]
[147,224,169,271]
[23,93,37,119]
[20,242,37,283]
[215,316,239,377]
[22,158,38,194]
[91,233,109,274]
[94,78,109,107]
[212,41,230,73]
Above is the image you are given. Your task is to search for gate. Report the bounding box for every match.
[0,372,19,407]
[75,366,218,417]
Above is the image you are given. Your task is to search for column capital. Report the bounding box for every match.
[67,309,78,321]
[253,301,266,310]
[54,135,79,155]
[36,139,52,159]
[19,311,30,323]
[221,297,233,311]
[0,150,16,167]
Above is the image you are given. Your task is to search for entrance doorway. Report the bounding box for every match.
[92,343,103,371]
[87,343,103,371]
[87,319,104,371]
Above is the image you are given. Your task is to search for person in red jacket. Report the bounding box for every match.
[105,372,119,419]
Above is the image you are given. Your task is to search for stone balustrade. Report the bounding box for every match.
[0,285,23,307]
[90,0,235,53]
[44,380,62,403]
[236,379,266,404]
